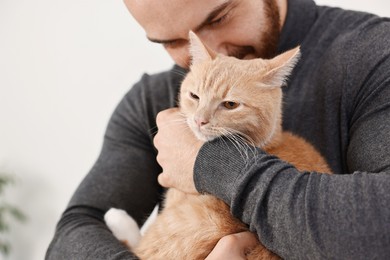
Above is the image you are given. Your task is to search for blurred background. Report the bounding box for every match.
[0,0,389,259]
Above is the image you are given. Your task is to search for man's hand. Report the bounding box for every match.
[206,232,259,260]
[154,108,204,194]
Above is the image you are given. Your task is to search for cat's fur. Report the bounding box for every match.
[105,32,331,259]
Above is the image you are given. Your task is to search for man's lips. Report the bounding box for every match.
[230,46,256,60]
[243,53,257,59]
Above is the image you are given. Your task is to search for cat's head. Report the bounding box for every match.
[179,32,300,147]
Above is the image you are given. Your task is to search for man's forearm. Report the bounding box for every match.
[194,138,390,259]
[46,207,138,260]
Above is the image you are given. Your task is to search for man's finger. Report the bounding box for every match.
[156,107,180,125]
[233,232,258,249]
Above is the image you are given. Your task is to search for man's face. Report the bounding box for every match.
[124,0,281,68]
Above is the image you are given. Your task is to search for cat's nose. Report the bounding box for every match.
[195,117,209,127]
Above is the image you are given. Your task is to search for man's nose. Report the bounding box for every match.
[172,47,191,68]
[197,33,227,56]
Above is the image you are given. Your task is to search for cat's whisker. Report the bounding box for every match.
[149,125,159,136]
[171,68,188,78]
[230,131,259,162]
[215,127,260,164]
[213,127,251,164]
[229,135,252,163]
[214,133,250,165]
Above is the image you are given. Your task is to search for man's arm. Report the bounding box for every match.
[194,139,390,259]
[46,81,164,259]
[193,53,390,258]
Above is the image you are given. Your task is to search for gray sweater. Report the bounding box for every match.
[46,0,390,259]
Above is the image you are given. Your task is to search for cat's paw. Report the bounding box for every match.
[104,208,141,248]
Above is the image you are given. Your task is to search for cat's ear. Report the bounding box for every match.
[261,46,301,88]
[188,31,217,66]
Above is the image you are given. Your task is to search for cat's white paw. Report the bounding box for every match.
[104,208,141,248]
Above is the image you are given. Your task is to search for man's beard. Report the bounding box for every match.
[229,0,281,59]
[260,0,281,58]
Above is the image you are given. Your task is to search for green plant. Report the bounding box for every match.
[0,174,26,255]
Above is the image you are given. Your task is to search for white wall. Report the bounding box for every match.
[0,1,388,259]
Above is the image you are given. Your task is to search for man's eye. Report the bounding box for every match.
[162,42,177,48]
[162,39,187,49]
[190,92,199,100]
[208,13,229,27]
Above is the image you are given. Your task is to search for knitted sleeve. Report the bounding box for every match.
[193,17,390,260]
[45,67,182,259]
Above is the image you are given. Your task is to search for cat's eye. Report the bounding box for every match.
[189,92,199,100]
[222,101,240,109]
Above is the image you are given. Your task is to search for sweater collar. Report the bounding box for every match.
[277,0,318,53]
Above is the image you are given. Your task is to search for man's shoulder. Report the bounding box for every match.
[113,65,186,124]
[306,6,390,74]
[316,6,390,51]
[106,65,187,139]
[121,65,186,108]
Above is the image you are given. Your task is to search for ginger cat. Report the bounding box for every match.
[105,32,331,259]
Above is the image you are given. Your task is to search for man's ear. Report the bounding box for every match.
[188,31,217,66]
[260,46,301,88]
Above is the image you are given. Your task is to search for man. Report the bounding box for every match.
[46,0,390,259]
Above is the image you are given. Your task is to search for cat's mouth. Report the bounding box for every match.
[188,124,219,142]
[192,129,218,142]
